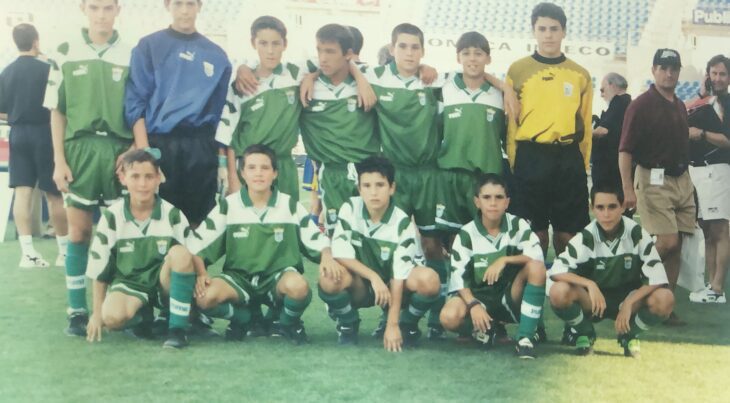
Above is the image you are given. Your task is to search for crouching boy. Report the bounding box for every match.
[86,149,200,349]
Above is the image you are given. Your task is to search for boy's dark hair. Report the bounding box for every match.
[456,31,490,55]
[706,54,730,76]
[531,2,567,29]
[250,15,287,43]
[316,24,353,55]
[590,184,624,205]
[356,156,395,185]
[390,23,424,47]
[12,23,38,52]
[474,173,509,197]
[241,144,278,171]
[347,26,364,55]
[122,149,161,170]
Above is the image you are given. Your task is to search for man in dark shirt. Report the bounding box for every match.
[619,48,695,326]
[0,23,67,268]
[592,73,631,190]
[686,55,730,304]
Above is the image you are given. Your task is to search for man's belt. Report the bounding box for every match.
[639,163,687,177]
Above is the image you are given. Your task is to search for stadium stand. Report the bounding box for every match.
[644,79,701,101]
[422,0,656,55]
[695,0,730,7]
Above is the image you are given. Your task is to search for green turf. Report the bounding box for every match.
[1,237,728,402]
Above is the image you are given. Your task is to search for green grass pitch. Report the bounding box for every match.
[1,238,728,402]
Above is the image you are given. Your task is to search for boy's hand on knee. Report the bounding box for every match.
[587,282,606,318]
[371,277,391,307]
[319,257,345,283]
[86,313,103,343]
[615,304,632,334]
[470,304,492,333]
[195,274,211,298]
[483,258,507,285]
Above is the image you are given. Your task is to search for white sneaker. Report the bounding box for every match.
[19,254,50,268]
[55,254,66,267]
[689,287,727,304]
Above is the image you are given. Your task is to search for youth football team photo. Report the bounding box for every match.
[0,0,728,401]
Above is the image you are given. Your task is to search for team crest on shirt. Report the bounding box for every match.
[285,90,295,105]
[111,67,124,82]
[274,227,284,243]
[327,209,337,223]
[203,62,215,78]
[624,256,633,270]
[380,246,391,261]
[72,64,88,76]
[119,241,135,254]
[486,108,496,122]
[347,97,357,112]
[563,82,573,97]
[435,203,445,218]
[417,91,426,106]
[156,240,168,255]
[596,261,606,271]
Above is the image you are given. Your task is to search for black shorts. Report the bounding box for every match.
[8,124,59,195]
[511,142,589,233]
[149,128,218,225]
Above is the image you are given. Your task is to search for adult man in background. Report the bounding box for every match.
[686,55,730,304]
[0,23,68,268]
[592,73,631,190]
[619,49,694,325]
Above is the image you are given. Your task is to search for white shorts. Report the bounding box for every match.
[689,164,730,221]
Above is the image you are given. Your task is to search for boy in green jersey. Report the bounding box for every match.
[436,32,506,232]
[44,0,133,337]
[440,174,547,359]
[217,16,304,200]
[319,156,441,351]
[190,144,341,344]
[549,185,675,357]
[299,24,380,234]
[85,150,200,349]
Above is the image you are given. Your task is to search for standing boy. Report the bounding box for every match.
[45,0,133,336]
[0,23,68,268]
[125,0,232,227]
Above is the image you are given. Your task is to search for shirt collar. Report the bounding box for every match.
[596,217,625,243]
[81,28,119,49]
[361,199,396,225]
[474,213,508,238]
[454,72,492,94]
[123,195,162,222]
[531,51,566,65]
[240,188,278,208]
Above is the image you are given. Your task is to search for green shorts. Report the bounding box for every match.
[275,156,300,203]
[394,165,440,233]
[109,279,165,308]
[436,169,479,232]
[216,267,298,305]
[470,279,519,324]
[592,286,639,321]
[320,163,358,231]
[355,278,412,310]
[64,135,130,210]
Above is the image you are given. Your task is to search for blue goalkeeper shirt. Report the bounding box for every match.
[124,28,232,135]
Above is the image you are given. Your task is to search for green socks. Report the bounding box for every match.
[401,292,439,325]
[280,290,312,326]
[65,242,88,313]
[169,271,196,330]
[626,306,664,338]
[202,302,251,325]
[318,287,359,325]
[426,259,449,327]
[553,302,594,335]
[517,283,545,339]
